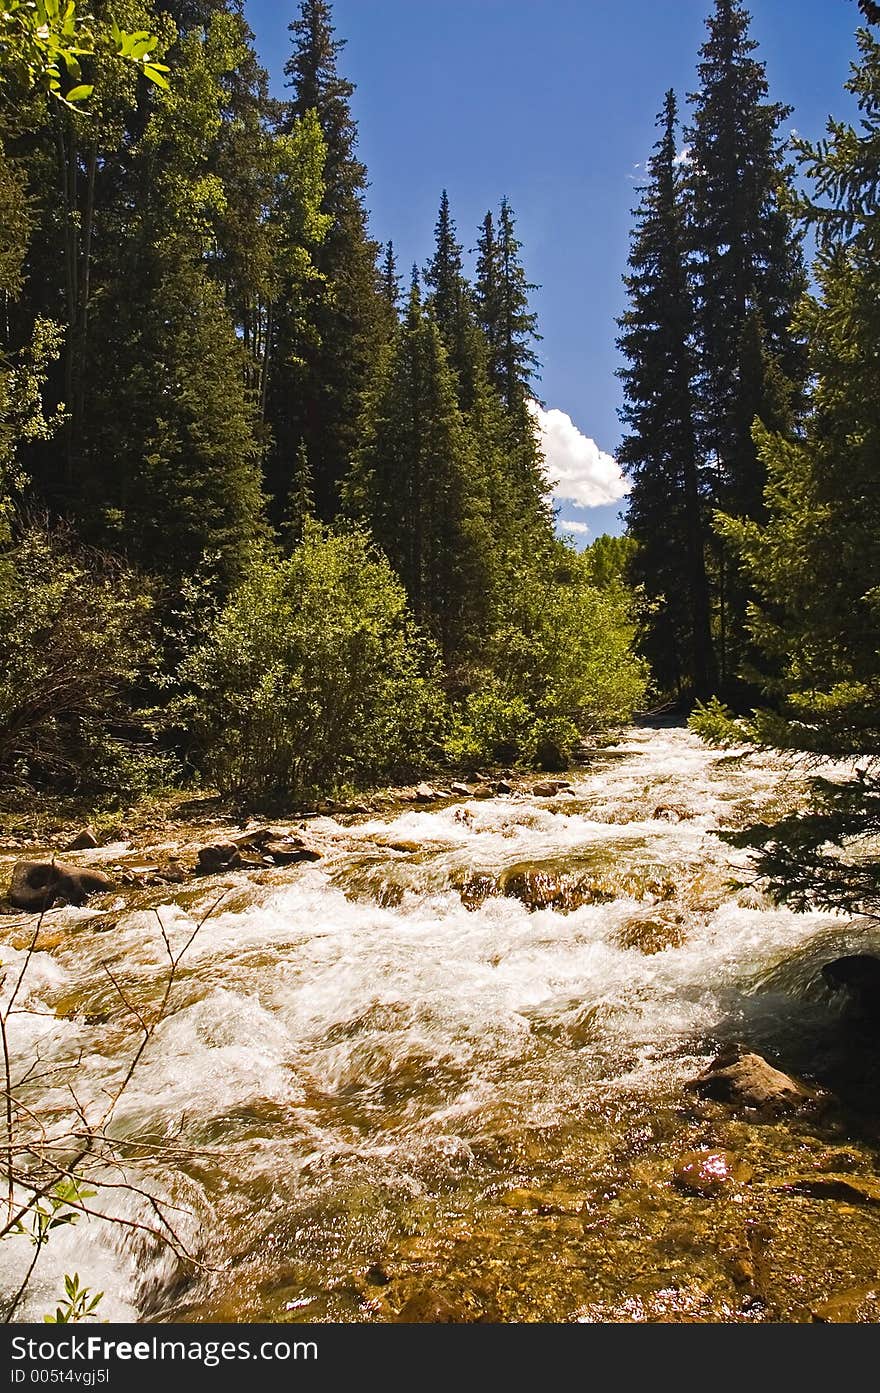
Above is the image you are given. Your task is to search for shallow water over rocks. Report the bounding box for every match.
[3,724,880,1323]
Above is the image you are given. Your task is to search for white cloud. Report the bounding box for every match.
[673,144,692,166]
[528,400,630,510]
[559,519,590,536]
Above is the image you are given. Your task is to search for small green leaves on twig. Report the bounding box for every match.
[11,1176,97,1247]
[43,1272,103,1324]
[0,0,170,109]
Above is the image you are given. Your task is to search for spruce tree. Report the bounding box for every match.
[475,198,542,416]
[68,12,268,590]
[695,15,880,915]
[343,279,492,663]
[424,190,485,411]
[83,261,266,591]
[279,0,384,521]
[686,0,807,682]
[381,240,401,317]
[716,20,880,758]
[618,92,715,698]
[474,211,502,389]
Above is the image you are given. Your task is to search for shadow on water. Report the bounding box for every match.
[685,919,880,1138]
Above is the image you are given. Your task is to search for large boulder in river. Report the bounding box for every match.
[198,830,321,873]
[532,781,561,798]
[197,843,243,875]
[260,834,321,866]
[821,954,880,1020]
[498,862,597,913]
[9,860,113,912]
[685,1045,817,1115]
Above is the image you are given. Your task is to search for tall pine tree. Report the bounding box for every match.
[475,197,542,417]
[424,190,486,411]
[618,92,715,698]
[75,13,268,590]
[381,240,401,317]
[695,13,880,916]
[277,0,384,521]
[343,278,492,663]
[686,0,807,684]
[716,18,880,758]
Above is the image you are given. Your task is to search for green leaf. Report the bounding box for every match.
[142,63,169,90]
[63,82,92,102]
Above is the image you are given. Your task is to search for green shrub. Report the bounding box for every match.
[178,525,446,806]
[447,545,648,768]
[443,684,535,767]
[0,523,158,789]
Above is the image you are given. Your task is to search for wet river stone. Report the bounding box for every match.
[614,911,686,955]
[673,1149,754,1196]
[197,843,243,874]
[685,1046,816,1114]
[65,827,99,851]
[9,859,113,911]
[767,1173,880,1205]
[811,1285,880,1322]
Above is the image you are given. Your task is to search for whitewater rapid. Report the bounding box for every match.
[2,724,868,1322]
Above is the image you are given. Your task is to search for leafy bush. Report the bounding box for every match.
[178,525,445,806]
[0,523,158,789]
[447,545,648,767]
[443,684,535,768]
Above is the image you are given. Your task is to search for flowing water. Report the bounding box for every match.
[4,723,880,1324]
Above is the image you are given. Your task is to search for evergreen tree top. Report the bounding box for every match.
[424,189,466,315]
[283,0,367,196]
[285,0,353,110]
[688,0,793,148]
[382,240,401,312]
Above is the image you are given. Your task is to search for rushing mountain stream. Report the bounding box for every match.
[4,723,880,1324]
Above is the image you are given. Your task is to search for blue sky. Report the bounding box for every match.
[246,0,863,538]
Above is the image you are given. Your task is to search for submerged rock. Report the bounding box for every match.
[9,859,113,911]
[685,1046,817,1115]
[498,863,600,912]
[811,1285,880,1322]
[396,1290,471,1323]
[767,1173,880,1205]
[653,805,694,823]
[494,857,673,913]
[614,912,686,955]
[672,1149,753,1196]
[499,1187,583,1215]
